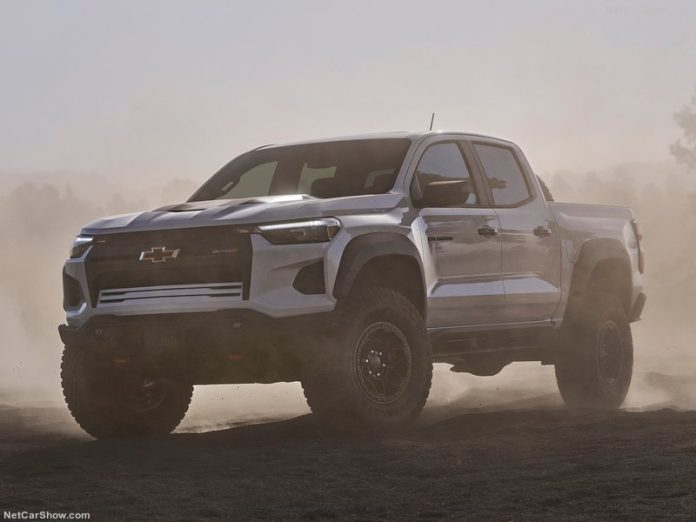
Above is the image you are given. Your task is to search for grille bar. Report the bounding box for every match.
[98,282,243,305]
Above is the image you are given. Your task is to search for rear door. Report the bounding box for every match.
[411,139,505,328]
[471,140,562,323]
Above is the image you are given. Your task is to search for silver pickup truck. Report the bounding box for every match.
[59,131,646,438]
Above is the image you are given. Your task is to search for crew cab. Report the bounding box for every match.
[59,132,645,438]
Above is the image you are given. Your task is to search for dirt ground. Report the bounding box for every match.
[2,391,696,521]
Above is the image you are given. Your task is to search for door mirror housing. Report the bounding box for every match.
[421,180,470,208]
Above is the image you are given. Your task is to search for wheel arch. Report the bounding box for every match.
[566,238,633,318]
[332,233,426,318]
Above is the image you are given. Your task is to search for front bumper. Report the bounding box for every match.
[58,309,334,384]
[58,309,332,348]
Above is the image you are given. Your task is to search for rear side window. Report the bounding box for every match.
[474,144,531,206]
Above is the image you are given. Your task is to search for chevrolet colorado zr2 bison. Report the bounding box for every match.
[59,131,646,438]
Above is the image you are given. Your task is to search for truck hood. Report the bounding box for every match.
[81,193,404,234]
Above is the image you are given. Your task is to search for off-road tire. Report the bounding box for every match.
[61,344,193,439]
[302,287,432,433]
[555,292,633,409]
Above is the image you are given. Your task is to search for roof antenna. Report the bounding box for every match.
[429,112,435,131]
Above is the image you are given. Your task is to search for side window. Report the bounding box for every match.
[219,161,277,199]
[413,143,478,207]
[474,144,531,206]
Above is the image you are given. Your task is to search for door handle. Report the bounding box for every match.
[478,226,499,237]
[534,226,552,237]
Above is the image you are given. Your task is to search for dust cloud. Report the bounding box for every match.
[551,162,696,411]
[0,158,695,431]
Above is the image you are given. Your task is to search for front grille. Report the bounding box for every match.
[85,226,252,306]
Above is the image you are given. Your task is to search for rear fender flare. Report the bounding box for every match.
[566,238,631,316]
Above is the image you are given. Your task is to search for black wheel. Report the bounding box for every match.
[61,344,193,439]
[555,292,633,410]
[302,287,432,432]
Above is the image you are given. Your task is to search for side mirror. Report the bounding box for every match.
[421,180,470,207]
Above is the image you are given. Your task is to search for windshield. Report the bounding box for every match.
[190,138,411,201]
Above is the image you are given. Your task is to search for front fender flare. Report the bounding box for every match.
[332,232,425,301]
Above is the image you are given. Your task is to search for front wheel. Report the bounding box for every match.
[61,344,193,439]
[302,287,433,433]
[555,292,633,410]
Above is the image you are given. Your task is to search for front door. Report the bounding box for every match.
[412,141,505,328]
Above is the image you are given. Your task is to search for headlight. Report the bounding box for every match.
[257,218,341,244]
[70,235,93,258]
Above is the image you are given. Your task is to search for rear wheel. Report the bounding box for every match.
[61,344,193,439]
[555,292,633,409]
[302,287,432,432]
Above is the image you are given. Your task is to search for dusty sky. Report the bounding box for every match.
[1,0,694,183]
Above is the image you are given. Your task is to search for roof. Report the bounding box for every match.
[256,130,514,150]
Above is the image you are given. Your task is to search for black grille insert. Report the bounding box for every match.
[84,226,252,306]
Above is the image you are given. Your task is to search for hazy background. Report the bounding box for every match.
[1,0,695,425]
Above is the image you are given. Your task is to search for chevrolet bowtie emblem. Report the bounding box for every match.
[139,246,180,263]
